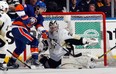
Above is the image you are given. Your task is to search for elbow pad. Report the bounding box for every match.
[21,15,30,25]
[21,16,37,28]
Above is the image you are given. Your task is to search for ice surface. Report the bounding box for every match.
[0,68,116,74]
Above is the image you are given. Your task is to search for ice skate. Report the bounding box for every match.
[7,58,19,69]
[0,63,8,71]
[87,61,96,69]
[31,59,40,66]
[26,57,33,64]
[26,57,40,66]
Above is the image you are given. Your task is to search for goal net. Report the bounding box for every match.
[24,12,116,68]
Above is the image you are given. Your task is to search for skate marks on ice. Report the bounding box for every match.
[60,51,105,69]
[1,56,116,74]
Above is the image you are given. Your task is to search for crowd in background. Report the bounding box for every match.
[69,0,112,17]
[1,0,116,19]
[43,0,113,18]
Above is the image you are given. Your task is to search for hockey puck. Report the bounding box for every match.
[78,67,82,69]
[91,58,95,61]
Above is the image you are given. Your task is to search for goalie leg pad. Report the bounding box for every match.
[47,58,61,68]
[39,55,49,68]
[65,38,83,45]
[84,38,99,47]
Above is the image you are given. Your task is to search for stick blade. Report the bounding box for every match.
[73,53,82,57]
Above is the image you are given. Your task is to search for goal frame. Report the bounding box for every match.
[24,12,107,66]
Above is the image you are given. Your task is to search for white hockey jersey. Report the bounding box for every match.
[0,12,11,63]
[48,29,73,61]
[0,12,12,37]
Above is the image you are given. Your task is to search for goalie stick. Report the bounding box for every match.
[98,45,116,59]
[7,50,31,69]
[88,45,116,61]
[51,39,82,57]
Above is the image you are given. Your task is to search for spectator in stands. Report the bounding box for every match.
[95,0,105,11]
[25,0,38,6]
[75,0,81,6]
[70,0,80,12]
[96,0,104,8]
[78,0,97,12]
[98,0,111,17]
[46,1,60,12]
[6,0,20,20]
[55,0,66,12]
[25,0,47,9]
[89,4,96,12]
[44,0,66,12]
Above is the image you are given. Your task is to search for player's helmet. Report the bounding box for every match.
[49,21,59,32]
[0,1,9,13]
[36,1,46,11]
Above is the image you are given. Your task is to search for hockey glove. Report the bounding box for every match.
[41,30,49,40]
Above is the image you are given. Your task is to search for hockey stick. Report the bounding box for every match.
[51,39,82,57]
[7,50,31,69]
[98,45,116,59]
[89,45,116,61]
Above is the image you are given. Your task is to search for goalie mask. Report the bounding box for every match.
[49,21,59,33]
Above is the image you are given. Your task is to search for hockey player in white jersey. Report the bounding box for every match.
[0,1,12,70]
[38,20,98,68]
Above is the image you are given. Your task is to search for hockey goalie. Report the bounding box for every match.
[26,20,99,69]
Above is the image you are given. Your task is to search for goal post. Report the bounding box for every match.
[24,12,107,66]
